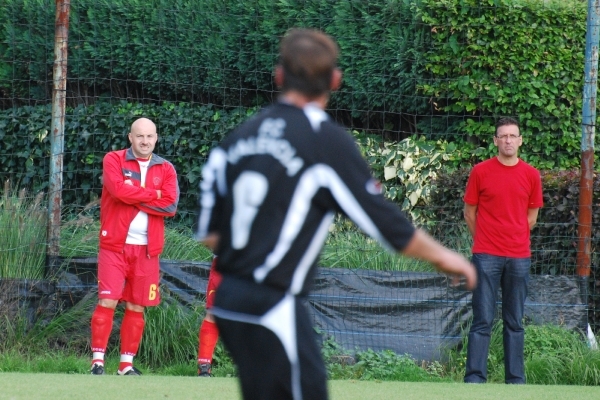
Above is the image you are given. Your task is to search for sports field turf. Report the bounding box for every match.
[0,373,598,399]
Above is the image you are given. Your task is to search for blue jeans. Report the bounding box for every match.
[464,253,529,384]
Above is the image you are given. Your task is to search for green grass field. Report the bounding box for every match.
[0,373,598,400]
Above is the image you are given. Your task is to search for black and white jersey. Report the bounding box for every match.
[196,101,415,295]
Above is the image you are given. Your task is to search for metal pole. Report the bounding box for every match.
[46,0,70,277]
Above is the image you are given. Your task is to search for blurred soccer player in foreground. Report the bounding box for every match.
[195,28,476,400]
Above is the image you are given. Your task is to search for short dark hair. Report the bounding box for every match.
[278,28,339,97]
[495,117,520,136]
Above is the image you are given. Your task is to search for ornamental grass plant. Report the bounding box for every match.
[321,228,435,272]
[0,181,46,279]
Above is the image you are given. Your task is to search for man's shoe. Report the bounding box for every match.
[90,363,105,375]
[198,363,212,377]
[117,366,142,376]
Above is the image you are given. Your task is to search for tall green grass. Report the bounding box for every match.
[0,291,96,355]
[138,297,202,369]
[0,182,46,279]
[0,288,235,376]
[524,324,600,385]
[59,202,101,258]
[162,226,212,261]
[140,296,237,376]
[321,230,436,271]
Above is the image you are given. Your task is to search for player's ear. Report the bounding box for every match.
[330,68,342,91]
[275,65,284,88]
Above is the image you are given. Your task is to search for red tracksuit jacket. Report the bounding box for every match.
[99,147,179,256]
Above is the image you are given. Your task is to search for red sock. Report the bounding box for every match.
[197,319,219,364]
[91,305,115,362]
[119,309,145,372]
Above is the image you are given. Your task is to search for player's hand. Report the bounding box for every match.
[450,259,477,291]
[450,266,477,291]
[437,249,477,291]
[124,179,133,185]
[463,262,477,290]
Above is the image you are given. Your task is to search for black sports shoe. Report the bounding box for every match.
[117,366,142,376]
[90,363,105,375]
[198,363,212,377]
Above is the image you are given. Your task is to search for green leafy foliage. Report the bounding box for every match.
[0,0,594,170]
[325,0,430,134]
[416,0,587,169]
[524,323,583,360]
[353,131,453,224]
[322,333,446,382]
[0,0,54,102]
[0,100,457,228]
[532,170,581,275]
[425,168,471,244]
[137,297,202,369]
[1,0,596,207]
[353,349,438,382]
[0,0,428,135]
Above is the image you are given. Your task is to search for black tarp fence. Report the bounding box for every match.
[309,268,586,361]
[2,258,587,362]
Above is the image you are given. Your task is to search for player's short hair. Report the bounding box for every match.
[495,117,520,136]
[278,28,339,97]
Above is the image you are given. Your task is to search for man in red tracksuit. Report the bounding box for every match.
[90,117,179,375]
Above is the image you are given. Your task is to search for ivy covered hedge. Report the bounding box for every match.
[0,101,456,223]
[1,0,592,169]
[0,0,597,271]
[0,0,428,135]
[417,0,587,169]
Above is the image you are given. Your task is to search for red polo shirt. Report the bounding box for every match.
[464,157,543,257]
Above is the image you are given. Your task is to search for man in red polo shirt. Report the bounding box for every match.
[463,117,543,384]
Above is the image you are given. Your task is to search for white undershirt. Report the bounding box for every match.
[126,159,150,245]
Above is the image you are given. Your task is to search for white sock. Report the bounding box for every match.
[92,352,105,365]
